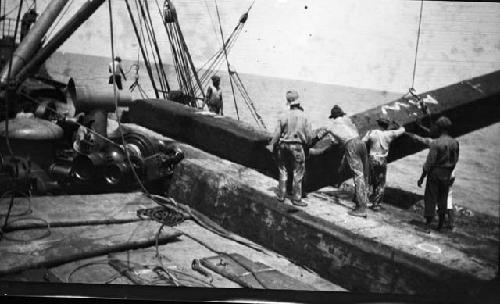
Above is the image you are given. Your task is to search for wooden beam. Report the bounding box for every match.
[128,70,500,191]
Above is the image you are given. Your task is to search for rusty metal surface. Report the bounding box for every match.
[66,78,134,115]
[0,114,63,140]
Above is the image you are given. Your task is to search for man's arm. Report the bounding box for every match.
[418,142,438,187]
[391,126,406,138]
[268,120,282,152]
[220,96,223,115]
[423,142,437,174]
[417,170,427,188]
[406,132,432,147]
[120,66,127,80]
[361,130,371,143]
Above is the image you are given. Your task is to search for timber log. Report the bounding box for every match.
[128,70,500,191]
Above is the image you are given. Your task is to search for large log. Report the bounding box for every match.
[128,70,500,191]
[2,192,156,231]
[0,221,181,276]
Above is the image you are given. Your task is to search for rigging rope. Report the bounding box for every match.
[158,0,204,102]
[411,0,424,90]
[125,0,159,98]
[108,0,150,196]
[213,0,239,119]
[44,0,74,44]
[230,69,266,129]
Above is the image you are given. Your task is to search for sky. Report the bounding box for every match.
[3,0,500,93]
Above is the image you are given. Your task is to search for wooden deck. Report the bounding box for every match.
[0,192,341,291]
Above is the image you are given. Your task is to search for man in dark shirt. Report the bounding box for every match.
[20,9,38,41]
[414,116,459,233]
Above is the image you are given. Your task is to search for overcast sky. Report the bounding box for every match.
[4,0,500,93]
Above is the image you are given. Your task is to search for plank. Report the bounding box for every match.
[200,253,316,290]
[0,220,181,276]
[1,192,156,230]
[0,267,63,282]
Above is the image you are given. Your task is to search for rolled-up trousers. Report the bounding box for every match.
[277,143,305,202]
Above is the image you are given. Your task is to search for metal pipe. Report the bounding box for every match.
[65,78,134,115]
[72,152,107,181]
[15,0,106,84]
[0,0,68,84]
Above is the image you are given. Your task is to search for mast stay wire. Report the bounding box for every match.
[44,0,74,44]
[142,0,170,94]
[156,0,204,101]
[196,0,255,91]
[136,0,167,96]
[213,0,239,119]
[134,0,170,97]
[125,0,159,98]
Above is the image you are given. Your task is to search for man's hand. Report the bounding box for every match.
[417,177,424,188]
[315,128,328,139]
[449,176,455,187]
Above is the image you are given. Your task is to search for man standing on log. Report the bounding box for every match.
[268,90,314,207]
[109,56,127,90]
[318,105,370,218]
[205,75,223,115]
[407,116,459,233]
[362,117,405,211]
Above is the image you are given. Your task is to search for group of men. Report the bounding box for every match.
[269,90,459,233]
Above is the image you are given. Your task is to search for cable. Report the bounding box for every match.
[1,215,51,242]
[44,0,74,43]
[411,0,424,90]
[0,190,31,217]
[109,0,150,195]
[125,0,159,98]
[214,0,238,118]
[2,2,21,18]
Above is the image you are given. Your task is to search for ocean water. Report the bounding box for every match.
[45,52,500,217]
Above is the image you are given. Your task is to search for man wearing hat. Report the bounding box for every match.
[362,117,405,210]
[407,116,459,233]
[205,75,223,114]
[108,56,127,90]
[20,9,38,41]
[268,90,314,206]
[317,105,370,217]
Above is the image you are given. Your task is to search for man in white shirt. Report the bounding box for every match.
[108,56,127,90]
[362,118,405,210]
